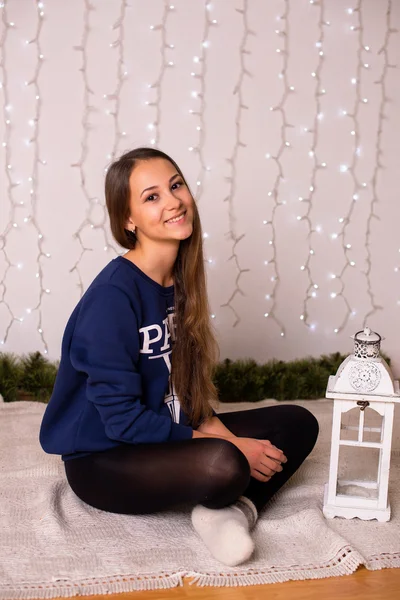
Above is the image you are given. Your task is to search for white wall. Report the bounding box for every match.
[1,0,399,375]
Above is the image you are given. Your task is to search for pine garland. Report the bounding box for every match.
[0,350,391,404]
[0,352,58,403]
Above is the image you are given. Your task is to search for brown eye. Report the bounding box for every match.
[171,180,184,190]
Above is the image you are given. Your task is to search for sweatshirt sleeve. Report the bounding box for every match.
[70,284,193,444]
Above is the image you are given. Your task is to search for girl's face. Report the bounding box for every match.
[126,158,194,244]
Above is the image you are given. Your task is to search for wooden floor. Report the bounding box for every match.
[53,565,399,600]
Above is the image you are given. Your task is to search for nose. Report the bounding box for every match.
[164,188,182,211]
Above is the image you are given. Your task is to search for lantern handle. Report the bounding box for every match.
[350,328,386,342]
[357,401,370,411]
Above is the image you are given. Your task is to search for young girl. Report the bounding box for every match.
[40,147,319,567]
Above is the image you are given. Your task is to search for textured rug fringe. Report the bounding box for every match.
[366,552,400,571]
[0,571,186,600]
[186,545,364,587]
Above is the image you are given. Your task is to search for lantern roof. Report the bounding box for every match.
[351,327,383,344]
[326,327,400,400]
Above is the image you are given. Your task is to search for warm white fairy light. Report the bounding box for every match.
[0,1,397,361]
[221,0,253,328]
[334,0,364,322]
[302,1,362,335]
[0,0,18,347]
[106,0,128,163]
[328,0,388,335]
[0,0,50,352]
[188,2,218,204]
[364,0,394,325]
[262,0,293,338]
[70,0,98,296]
[71,0,119,297]
[147,1,175,147]
[26,1,53,354]
[298,0,328,333]
[189,4,219,285]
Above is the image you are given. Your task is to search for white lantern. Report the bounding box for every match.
[323,327,400,522]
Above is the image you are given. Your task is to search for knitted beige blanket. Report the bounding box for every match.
[0,398,399,598]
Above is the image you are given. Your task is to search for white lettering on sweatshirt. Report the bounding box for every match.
[139,308,181,423]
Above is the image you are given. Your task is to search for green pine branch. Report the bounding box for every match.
[213,352,391,402]
[0,351,391,404]
[0,352,59,403]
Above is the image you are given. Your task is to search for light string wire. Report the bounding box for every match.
[0,1,50,352]
[188,2,218,203]
[328,0,366,334]
[188,3,218,284]
[70,0,96,296]
[298,0,327,333]
[147,1,175,146]
[101,0,129,248]
[27,1,49,353]
[302,0,392,334]
[106,0,128,163]
[264,0,292,338]
[1,1,397,351]
[220,0,252,328]
[364,0,396,324]
[0,0,17,346]
[297,2,329,329]
[71,0,119,298]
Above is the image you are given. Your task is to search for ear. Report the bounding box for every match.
[125,216,135,232]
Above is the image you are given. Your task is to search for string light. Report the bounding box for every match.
[364,0,394,324]
[27,1,51,354]
[147,1,175,146]
[220,0,252,328]
[70,0,97,296]
[326,0,366,335]
[0,0,50,352]
[262,0,293,338]
[189,2,218,203]
[0,1,18,346]
[71,0,119,297]
[295,0,327,333]
[0,1,398,358]
[106,0,128,162]
[327,0,391,334]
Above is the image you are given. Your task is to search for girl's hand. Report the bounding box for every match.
[229,437,287,483]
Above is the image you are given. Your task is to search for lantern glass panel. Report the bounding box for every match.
[340,408,360,442]
[340,407,383,444]
[337,445,380,499]
[362,408,383,444]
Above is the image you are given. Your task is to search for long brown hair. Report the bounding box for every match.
[105,147,219,427]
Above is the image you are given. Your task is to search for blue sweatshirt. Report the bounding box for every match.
[39,256,195,461]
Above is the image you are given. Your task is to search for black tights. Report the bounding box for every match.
[65,404,319,515]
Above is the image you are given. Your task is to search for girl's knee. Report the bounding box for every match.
[287,405,319,453]
[294,405,319,435]
[272,405,319,451]
[201,439,250,509]
[205,438,250,493]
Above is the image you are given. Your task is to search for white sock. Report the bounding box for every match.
[191,496,258,567]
